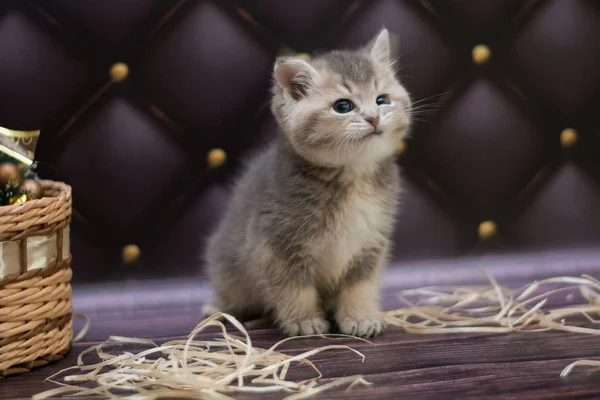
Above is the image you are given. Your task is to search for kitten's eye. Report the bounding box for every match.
[333,99,354,114]
[376,95,391,105]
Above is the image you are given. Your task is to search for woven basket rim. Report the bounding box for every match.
[0,180,72,240]
[0,180,71,214]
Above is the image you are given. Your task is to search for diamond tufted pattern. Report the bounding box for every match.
[0,0,599,282]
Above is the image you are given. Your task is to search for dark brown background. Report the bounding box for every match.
[0,0,599,283]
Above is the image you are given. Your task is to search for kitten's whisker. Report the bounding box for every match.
[407,103,446,112]
[408,106,445,114]
[409,113,441,122]
[330,135,343,164]
[391,62,415,77]
[410,92,446,106]
[406,103,446,123]
[410,118,436,125]
[409,105,444,111]
[343,132,356,158]
[331,132,348,163]
[409,111,441,119]
[341,134,350,157]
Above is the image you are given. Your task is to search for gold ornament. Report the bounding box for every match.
[560,128,578,148]
[18,163,30,175]
[207,148,226,168]
[110,62,129,82]
[472,44,491,64]
[0,162,21,186]
[478,220,497,240]
[395,139,406,156]
[122,244,141,264]
[9,193,29,205]
[296,53,311,61]
[20,179,43,199]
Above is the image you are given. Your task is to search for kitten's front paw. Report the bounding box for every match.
[338,314,384,338]
[280,316,330,336]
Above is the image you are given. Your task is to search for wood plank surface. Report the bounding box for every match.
[2,263,600,399]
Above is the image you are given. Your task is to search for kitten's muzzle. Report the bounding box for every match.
[366,116,380,128]
[366,117,382,136]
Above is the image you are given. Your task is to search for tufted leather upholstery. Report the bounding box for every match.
[0,0,599,283]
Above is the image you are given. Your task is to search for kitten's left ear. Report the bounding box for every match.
[368,28,391,65]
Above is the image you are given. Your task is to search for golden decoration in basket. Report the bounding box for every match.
[0,126,73,378]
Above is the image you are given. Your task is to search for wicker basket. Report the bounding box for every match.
[0,180,72,378]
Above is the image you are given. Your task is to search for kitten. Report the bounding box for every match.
[203,29,411,338]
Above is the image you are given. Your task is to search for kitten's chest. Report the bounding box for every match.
[313,178,397,282]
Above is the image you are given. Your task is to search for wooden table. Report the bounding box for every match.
[3,253,600,399]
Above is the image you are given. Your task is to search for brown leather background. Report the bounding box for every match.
[0,0,599,283]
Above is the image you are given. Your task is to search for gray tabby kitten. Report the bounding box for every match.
[203,29,411,338]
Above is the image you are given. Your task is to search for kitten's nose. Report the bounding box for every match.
[366,116,380,127]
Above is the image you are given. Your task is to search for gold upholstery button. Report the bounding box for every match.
[395,139,406,156]
[478,220,496,240]
[472,44,491,64]
[122,244,140,264]
[296,53,311,61]
[110,62,129,82]
[560,128,578,148]
[207,148,226,168]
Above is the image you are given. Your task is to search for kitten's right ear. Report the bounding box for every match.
[274,57,319,100]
